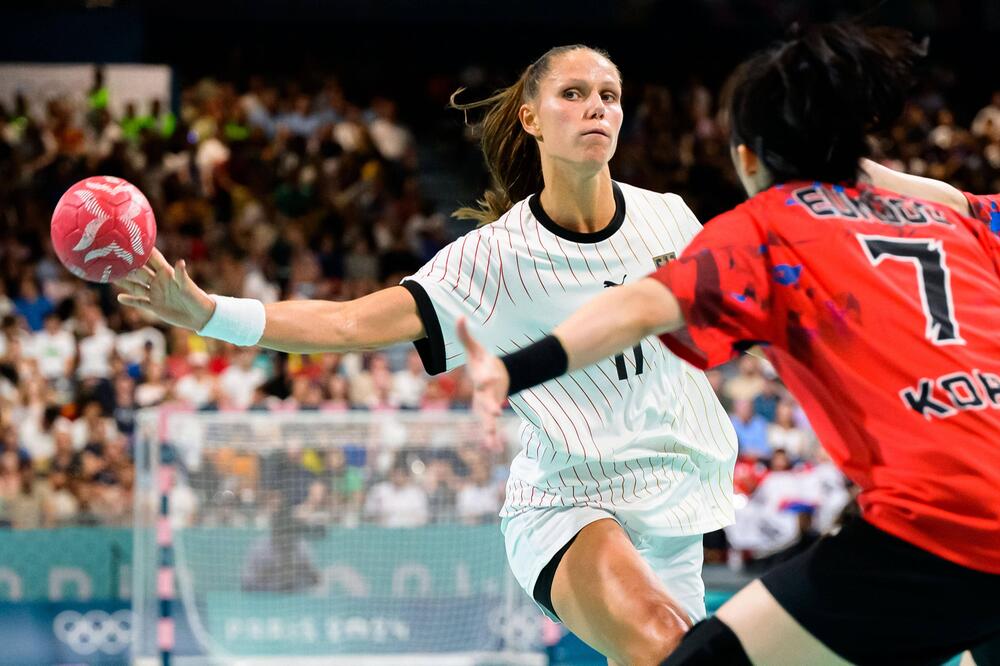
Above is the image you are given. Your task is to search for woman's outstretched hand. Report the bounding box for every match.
[114,248,216,331]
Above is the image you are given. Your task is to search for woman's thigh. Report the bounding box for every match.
[550,518,695,665]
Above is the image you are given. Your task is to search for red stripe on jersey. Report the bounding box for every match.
[605,231,628,267]
[518,203,550,297]
[646,458,665,496]
[500,355,549,461]
[538,382,592,460]
[616,462,635,504]
[570,466,587,500]
[647,192,688,248]
[583,462,606,503]
[559,470,578,503]
[592,242,612,274]
[482,237,507,324]
[436,243,454,283]
[553,237,582,285]
[503,343,606,500]
[580,368,617,408]
[680,392,730,512]
[513,336,598,439]
[544,477,559,507]
[422,253,439,280]
[499,224,529,304]
[471,239,494,314]
[553,378,598,445]
[566,373,606,425]
[656,458,683,530]
[593,363,625,399]
[575,243,598,281]
[449,236,469,291]
[532,218,566,291]
[622,459,641,502]
[637,191,675,250]
[606,462,619,505]
[521,389,565,459]
[461,235,483,302]
[619,227,644,266]
[625,209,657,259]
[633,458,653,498]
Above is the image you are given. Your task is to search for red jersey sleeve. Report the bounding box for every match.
[962,192,1000,235]
[649,208,777,369]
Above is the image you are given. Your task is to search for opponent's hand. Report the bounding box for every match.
[457,318,509,451]
[114,248,216,331]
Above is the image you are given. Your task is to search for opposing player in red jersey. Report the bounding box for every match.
[863,157,1000,235]
[458,23,1000,665]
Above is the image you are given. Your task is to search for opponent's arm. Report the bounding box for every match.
[115,248,425,353]
[458,277,682,444]
[860,158,970,215]
[552,277,683,373]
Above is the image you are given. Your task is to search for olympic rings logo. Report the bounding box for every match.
[53,610,131,655]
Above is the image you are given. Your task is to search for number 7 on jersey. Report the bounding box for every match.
[857,234,964,346]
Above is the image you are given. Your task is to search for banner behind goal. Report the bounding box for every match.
[132,409,543,665]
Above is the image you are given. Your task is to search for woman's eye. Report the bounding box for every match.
[563,90,580,99]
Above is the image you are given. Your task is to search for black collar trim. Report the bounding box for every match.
[528,181,626,244]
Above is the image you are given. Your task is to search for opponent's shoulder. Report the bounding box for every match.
[736,184,806,226]
[697,198,761,239]
[962,191,1000,233]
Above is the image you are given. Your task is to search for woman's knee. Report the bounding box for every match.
[616,600,689,665]
[549,519,692,664]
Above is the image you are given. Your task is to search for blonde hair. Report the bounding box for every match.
[451,45,617,224]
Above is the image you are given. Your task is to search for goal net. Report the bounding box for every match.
[132,409,543,665]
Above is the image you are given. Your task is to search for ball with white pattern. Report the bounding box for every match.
[50,176,157,283]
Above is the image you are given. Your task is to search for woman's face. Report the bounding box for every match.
[522,49,623,172]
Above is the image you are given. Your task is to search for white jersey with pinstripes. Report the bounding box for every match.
[401,181,737,536]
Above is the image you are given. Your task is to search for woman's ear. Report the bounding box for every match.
[736,144,760,177]
[519,103,541,141]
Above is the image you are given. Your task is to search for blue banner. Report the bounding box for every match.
[0,528,131,602]
[2,528,963,665]
[202,595,508,655]
[0,601,131,665]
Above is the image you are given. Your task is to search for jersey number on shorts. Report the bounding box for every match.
[857,235,964,345]
[604,277,645,379]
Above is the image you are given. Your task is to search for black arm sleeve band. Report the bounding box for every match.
[501,335,569,395]
[399,280,447,375]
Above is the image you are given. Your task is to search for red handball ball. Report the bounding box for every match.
[50,176,157,283]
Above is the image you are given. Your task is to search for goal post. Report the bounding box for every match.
[132,409,543,665]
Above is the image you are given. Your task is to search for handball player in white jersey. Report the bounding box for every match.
[116,45,737,665]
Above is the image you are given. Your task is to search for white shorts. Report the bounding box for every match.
[501,505,706,624]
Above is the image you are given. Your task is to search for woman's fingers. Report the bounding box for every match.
[124,266,155,287]
[146,248,173,276]
[117,293,152,309]
[116,280,150,297]
[174,259,195,289]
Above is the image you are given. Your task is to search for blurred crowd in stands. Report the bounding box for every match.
[1,62,997,566]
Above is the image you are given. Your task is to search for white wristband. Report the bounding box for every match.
[196,295,266,346]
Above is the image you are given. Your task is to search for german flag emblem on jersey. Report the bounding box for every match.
[653,252,677,268]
